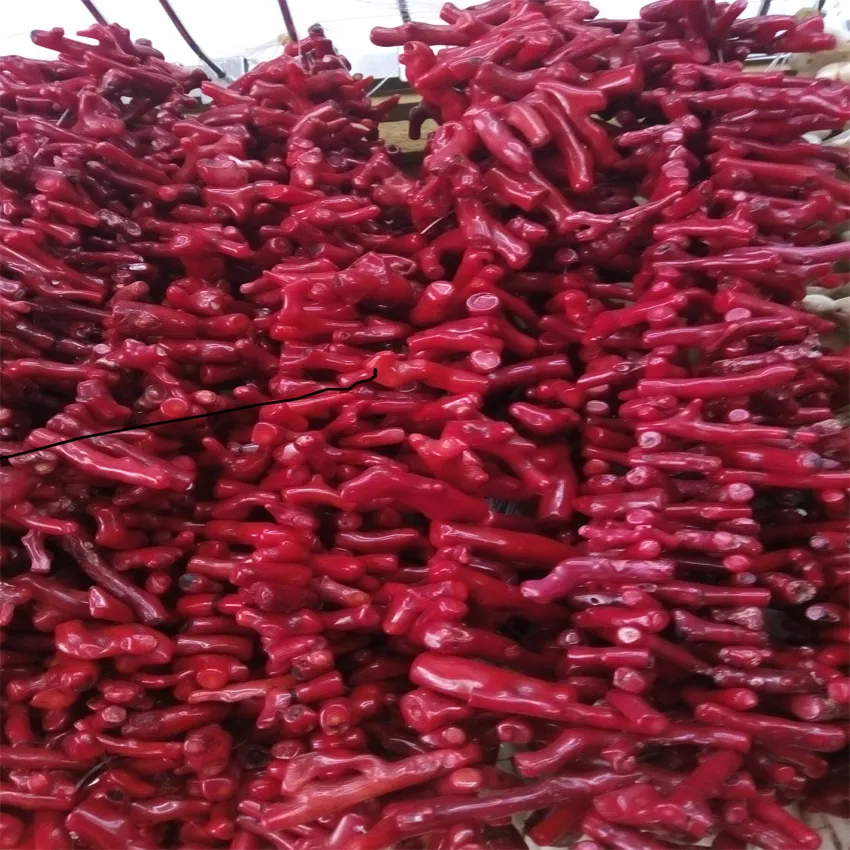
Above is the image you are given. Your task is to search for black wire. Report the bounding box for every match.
[157,0,228,79]
[0,371,378,462]
[277,0,299,43]
[80,0,108,25]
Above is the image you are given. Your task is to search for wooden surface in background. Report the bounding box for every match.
[377,92,428,161]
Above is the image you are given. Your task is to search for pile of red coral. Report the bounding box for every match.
[0,2,848,848]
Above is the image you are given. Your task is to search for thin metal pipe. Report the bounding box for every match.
[80,0,108,25]
[157,0,227,78]
[397,0,411,23]
[277,0,299,43]
[758,0,772,16]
